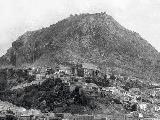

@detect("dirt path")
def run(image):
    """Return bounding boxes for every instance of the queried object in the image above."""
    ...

[11,79,46,90]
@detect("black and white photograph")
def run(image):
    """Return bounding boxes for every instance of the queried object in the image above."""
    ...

[0,0,160,119]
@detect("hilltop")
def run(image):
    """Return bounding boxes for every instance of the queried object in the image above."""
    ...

[1,12,160,82]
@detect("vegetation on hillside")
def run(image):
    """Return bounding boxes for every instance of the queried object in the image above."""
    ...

[1,13,160,82]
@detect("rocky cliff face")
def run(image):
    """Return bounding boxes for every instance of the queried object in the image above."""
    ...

[1,12,160,81]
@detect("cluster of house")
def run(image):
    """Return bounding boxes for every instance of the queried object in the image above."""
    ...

[6,63,160,113]
[1,111,159,120]
[1,111,157,120]
[0,62,118,86]
[2,62,160,120]
[25,63,106,81]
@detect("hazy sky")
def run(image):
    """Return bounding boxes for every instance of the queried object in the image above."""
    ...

[0,0,160,56]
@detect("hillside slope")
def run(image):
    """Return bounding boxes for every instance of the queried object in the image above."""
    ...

[1,12,160,81]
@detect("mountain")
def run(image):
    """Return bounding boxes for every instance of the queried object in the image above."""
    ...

[1,12,160,81]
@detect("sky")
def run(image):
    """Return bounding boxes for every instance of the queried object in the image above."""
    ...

[0,0,160,56]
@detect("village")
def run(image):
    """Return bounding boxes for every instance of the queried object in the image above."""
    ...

[1,62,160,120]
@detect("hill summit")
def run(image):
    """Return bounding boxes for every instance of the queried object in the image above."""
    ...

[1,12,160,81]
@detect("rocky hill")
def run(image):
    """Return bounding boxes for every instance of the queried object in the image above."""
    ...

[1,12,160,82]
